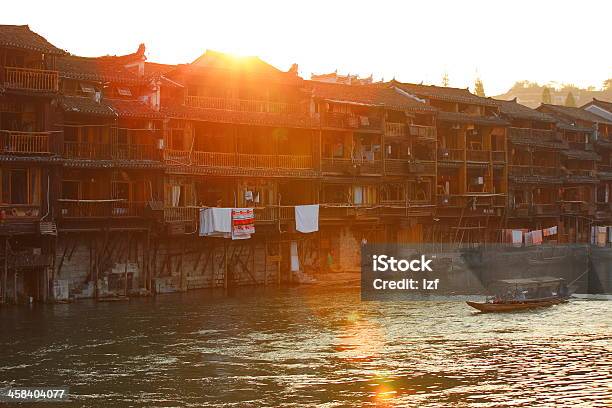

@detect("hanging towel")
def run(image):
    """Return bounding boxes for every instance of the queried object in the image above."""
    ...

[244,190,253,201]
[295,204,319,233]
[543,226,558,237]
[532,230,543,245]
[199,208,232,237]
[511,230,523,247]
[231,208,255,240]
[524,231,533,247]
[172,185,181,207]
[596,226,607,247]
[290,241,300,272]
[608,226,612,243]
[591,226,596,244]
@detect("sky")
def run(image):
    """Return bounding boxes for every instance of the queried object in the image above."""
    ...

[3,0,611,95]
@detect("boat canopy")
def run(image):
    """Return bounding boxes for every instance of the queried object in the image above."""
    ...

[496,277,565,286]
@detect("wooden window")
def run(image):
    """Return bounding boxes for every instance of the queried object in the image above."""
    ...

[0,168,41,205]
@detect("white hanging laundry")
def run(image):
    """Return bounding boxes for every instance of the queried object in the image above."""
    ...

[199,208,232,237]
[172,185,181,207]
[511,230,522,247]
[290,241,300,272]
[295,204,319,233]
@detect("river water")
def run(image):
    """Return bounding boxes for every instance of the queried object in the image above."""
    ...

[0,287,610,407]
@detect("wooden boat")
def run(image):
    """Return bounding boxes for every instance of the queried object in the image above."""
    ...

[467,296,568,312]
[467,276,571,312]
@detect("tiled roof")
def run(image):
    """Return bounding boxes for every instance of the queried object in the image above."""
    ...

[63,160,164,169]
[0,25,65,55]
[437,111,508,126]
[538,104,612,126]
[57,55,143,85]
[490,98,557,123]
[161,104,316,129]
[106,99,164,120]
[556,122,594,132]
[144,62,177,79]
[165,164,317,178]
[58,95,116,117]
[391,81,497,106]
[561,149,601,161]
[508,135,567,150]
[178,50,302,85]
[309,81,436,113]
[581,98,612,113]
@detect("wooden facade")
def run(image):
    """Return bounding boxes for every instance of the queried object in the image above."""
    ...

[0,25,610,303]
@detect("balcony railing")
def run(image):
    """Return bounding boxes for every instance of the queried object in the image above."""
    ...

[4,66,59,92]
[531,203,560,216]
[184,96,299,114]
[322,113,382,130]
[166,150,313,169]
[0,131,51,154]
[58,200,147,218]
[164,206,199,223]
[409,124,436,140]
[437,148,464,161]
[321,157,382,174]
[64,142,112,160]
[384,159,435,175]
[385,122,406,137]
[0,204,41,218]
[509,165,559,177]
[598,164,612,173]
[508,127,556,140]
[112,144,162,161]
[466,150,489,162]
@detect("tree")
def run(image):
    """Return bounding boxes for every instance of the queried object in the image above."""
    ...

[441,72,449,87]
[541,87,552,104]
[604,79,612,91]
[564,92,576,107]
[474,78,485,97]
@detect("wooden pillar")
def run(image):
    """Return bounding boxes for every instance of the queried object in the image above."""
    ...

[2,239,7,304]
[277,241,281,285]
[263,240,268,286]
[223,241,228,290]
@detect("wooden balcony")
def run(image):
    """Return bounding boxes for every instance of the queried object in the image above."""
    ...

[166,150,313,169]
[0,204,41,219]
[58,200,147,218]
[385,159,435,176]
[509,165,559,177]
[321,113,382,130]
[112,144,162,161]
[3,66,59,92]
[321,158,382,174]
[164,206,199,223]
[385,122,406,137]
[0,131,51,154]
[64,142,112,160]
[492,151,506,162]
[237,154,312,169]
[466,150,489,162]
[508,127,556,140]
[184,96,299,114]
[531,203,560,216]
[319,205,379,220]
[409,124,436,140]
[598,164,612,175]
[437,148,464,161]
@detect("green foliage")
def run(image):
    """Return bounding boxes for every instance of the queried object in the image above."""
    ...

[442,72,449,87]
[474,78,485,97]
[541,87,552,104]
[564,92,576,107]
